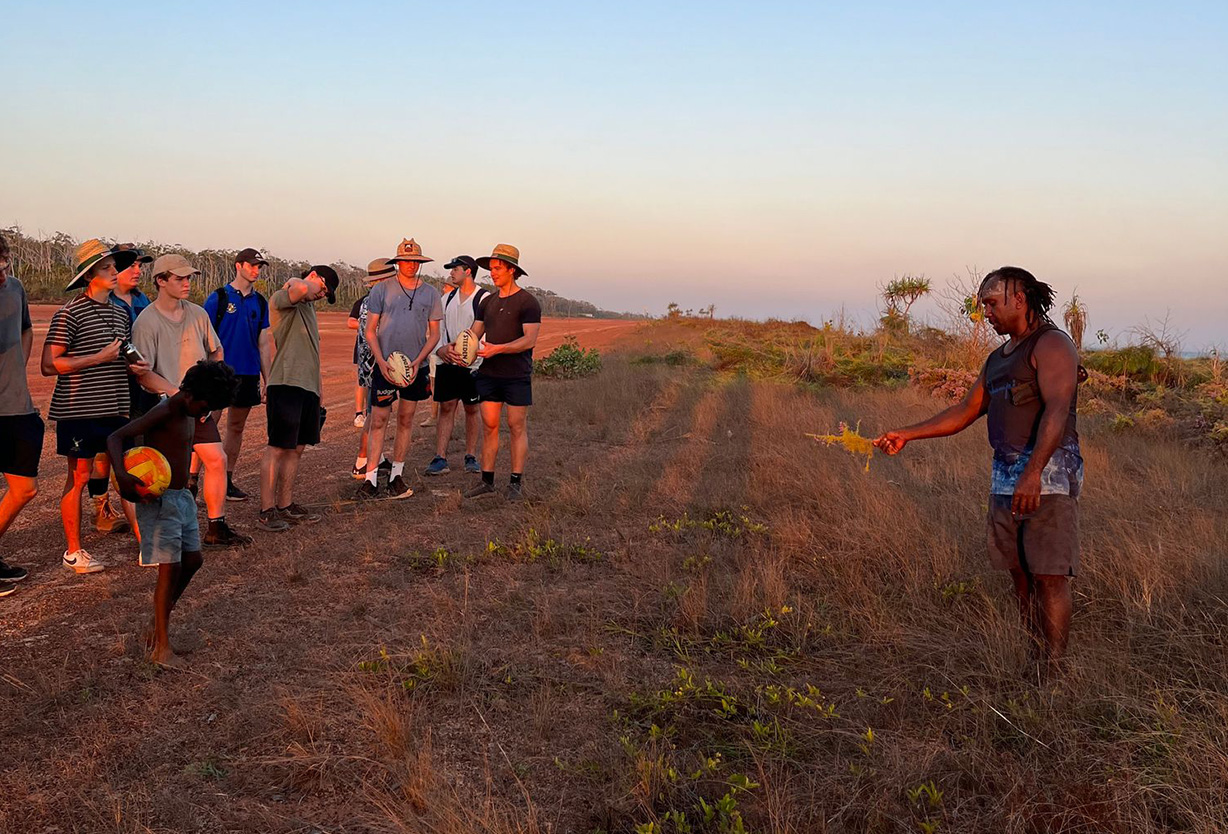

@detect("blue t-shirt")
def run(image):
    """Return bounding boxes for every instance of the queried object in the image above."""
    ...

[202,284,269,376]
[110,289,151,326]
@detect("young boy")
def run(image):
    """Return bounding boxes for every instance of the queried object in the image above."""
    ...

[109,360,238,667]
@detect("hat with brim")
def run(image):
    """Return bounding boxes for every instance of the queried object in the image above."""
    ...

[387,238,434,264]
[65,238,118,292]
[443,255,479,273]
[475,243,528,277]
[365,257,396,284]
[112,244,153,273]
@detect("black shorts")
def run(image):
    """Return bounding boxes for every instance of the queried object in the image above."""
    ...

[266,385,322,450]
[232,375,262,409]
[474,373,533,407]
[56,416,128,459]
[0,413,45,477]
[434,363,480,404]
[193,414,222,445]
[370,364,431,409]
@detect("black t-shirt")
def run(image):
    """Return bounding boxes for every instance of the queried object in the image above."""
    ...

[476,288,542,378]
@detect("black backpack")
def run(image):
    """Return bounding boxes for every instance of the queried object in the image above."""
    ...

[212,286,268,332]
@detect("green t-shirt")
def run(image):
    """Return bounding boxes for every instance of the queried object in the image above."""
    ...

[268,288,321,395]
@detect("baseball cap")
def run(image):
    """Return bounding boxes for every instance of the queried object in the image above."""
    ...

[443,255,478,273]
[235,247,269,266]
[308,265,339,303]
[151,254,200,278]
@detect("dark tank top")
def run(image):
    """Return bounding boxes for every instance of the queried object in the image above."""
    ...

[983,323,1079,461]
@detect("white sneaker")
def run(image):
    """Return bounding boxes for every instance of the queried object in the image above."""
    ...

[63,549,105,574]
[353,412,366,428]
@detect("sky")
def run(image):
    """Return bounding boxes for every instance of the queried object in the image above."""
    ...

[4,1,1226,348]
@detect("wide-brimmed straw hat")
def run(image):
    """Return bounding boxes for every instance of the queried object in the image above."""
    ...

[387,238,433,264]
[65,238,118,291]
[475,243,528,277]
[365,257,396,284]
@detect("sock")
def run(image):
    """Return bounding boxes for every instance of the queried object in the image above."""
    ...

[208,516,224,530]
[510,473,523,486]
[391,461,404,479]
[365,470,378,486]
[482,471,495,486]
[355,456,368,469]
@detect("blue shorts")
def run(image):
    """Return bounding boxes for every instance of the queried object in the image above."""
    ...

[135,488,201,567]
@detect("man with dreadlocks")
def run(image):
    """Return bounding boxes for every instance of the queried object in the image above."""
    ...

[875,266,1082,679]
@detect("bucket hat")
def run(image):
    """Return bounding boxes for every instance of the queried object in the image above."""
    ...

[65,239,117,291]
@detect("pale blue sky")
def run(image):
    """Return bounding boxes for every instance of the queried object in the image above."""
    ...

[4,1,1226,346]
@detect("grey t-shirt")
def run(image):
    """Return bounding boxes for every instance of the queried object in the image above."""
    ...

[366,278,443,360]
[0,277,36,416]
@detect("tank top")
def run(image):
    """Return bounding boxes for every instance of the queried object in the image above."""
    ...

[982,323,1083,496]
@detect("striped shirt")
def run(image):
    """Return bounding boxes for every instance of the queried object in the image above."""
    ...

[47,294,133,421]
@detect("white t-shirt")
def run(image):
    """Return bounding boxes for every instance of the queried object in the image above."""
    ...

[442,285,489,371]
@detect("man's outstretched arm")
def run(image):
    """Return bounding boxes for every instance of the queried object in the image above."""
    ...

[874,370,989,455]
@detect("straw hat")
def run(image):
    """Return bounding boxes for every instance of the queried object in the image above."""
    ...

[365,257,396,284]
[475,243,528,277]
[387,238,433,264]
[65,239,117,291]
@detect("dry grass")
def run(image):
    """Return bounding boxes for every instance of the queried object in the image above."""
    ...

[2,320,1228,832]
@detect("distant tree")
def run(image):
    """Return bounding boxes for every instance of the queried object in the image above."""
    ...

[881,275,931,322]
[666,302,681,320]
[1063,293,1088,351]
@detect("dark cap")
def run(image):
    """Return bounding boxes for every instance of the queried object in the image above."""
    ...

[308,265,340,304]
[112,244,153,272]
[443,255,479,273]
[235,247,269,266]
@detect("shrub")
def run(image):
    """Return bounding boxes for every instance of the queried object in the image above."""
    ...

[535,336,602,379]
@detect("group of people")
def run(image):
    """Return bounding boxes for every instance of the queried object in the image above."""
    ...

[0,233,541,665]
[1,232,1084,677]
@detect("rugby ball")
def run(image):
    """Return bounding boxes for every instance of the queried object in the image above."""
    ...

[386,351,415,386]
[454,329,479,367]
[124,446,172,498]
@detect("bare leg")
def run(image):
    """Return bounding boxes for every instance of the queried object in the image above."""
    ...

[0,473,38,539]
[364,406,392,475]
[275,447,304,508]
[463,402,480,457]
[1035,574,1072,673]
[222,406,252,476]
[435,399,459,458]
[507,405,529,474]
[60,457,91,554]
[392,399,417,463]
[479,402,502,472]
[260,446,278,511]
[189,450,200,478]
[150,563,183,666]
[194,441,228,518]
[354,384,365,416]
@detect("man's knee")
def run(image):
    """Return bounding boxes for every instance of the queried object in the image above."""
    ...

[196,443,227,469]
[7,476,38,503]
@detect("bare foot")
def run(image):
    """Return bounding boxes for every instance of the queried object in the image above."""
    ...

[149,644,188,670]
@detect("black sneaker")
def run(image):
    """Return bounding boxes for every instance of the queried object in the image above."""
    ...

[0,584,13,598]
[225,481,250,502]
[464,454,480,474]
[279,503,322,524]
[356,480,381,500]
[203,519,254,549]
[257,509,291,532]
[506,482,526,502]
[0,560,28,583]
[387,475,413,500]
[464,481,498,500]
